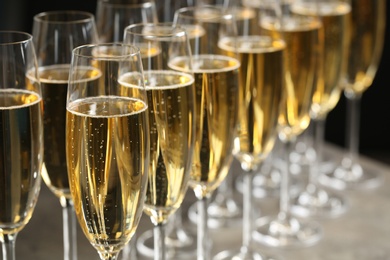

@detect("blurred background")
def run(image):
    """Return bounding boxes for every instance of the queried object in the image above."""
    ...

[1,0,389,164]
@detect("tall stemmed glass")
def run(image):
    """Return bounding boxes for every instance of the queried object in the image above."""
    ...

[124,22,196,260]
[95,0,158,43]
[31,11,99,260]
[173,6,240,259]
[320,0,386,190]
[213,3,285,259]
[289,0,351,218]
[253,1,323,248]
[0,31,44,260]
[66,42,149,260]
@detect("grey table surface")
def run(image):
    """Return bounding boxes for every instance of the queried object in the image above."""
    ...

[4,143,390,260]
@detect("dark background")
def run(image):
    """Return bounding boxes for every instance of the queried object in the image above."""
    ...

[1,0,389,165]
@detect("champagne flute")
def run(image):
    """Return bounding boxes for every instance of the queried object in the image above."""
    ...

[66,42,149,260]
[95,0,158,43]
[214,2,285,259]
[0,31,44,260]
[252,0,323,248]
[289,0,351,219]
[124,22,196,260]
[320,0,386,190]
[32,11,98,260]
[173,6,240,259]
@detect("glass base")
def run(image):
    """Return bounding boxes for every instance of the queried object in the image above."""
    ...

[137,228,197,259]
[188,199,243,229]
[290,183,348,218]
[319,159,383,190]
[213,248,280,260]
[253,214,322,248]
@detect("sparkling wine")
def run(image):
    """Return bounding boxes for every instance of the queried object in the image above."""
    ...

[171,54,240,198]
[120,70,195,225]
[261,14,322,141]
[219,36,285,170]
[292,1,351,118]
[38,64,101,199]
[0,89,43,234]
[66,96,149,253]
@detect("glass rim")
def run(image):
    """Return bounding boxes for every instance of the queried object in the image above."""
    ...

[0,31,33,45]
[98,0,155,9]
[33,10,95,24]
[124,22,187,38]
[72,42,141,59]
[174,5,234,22]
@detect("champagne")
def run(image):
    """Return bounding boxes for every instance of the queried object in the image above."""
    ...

[38,64,101,199]
[292,1,351,119]
[0,89,43,234]
[121,70,195,225]
[66,96,148,253]
[344,0,385,96]
[261,14,322,141]
[219,36,285,170]
[171,55,240,198]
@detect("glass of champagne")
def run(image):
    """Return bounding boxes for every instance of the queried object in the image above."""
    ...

[95,0,158,43]
[0,31,44,260]
[173,6,240,259]
[123,22,196,260]
[31,11,99,260]
[320,0,386,190]
[66,42,149,260]
[213,3,285,259]
[289,0,351,219]
[252,0,323,248]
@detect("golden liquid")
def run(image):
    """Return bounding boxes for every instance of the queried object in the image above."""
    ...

[121,70,196,225]
[66,96,149,254]
[171,55,240,198]
[344,0,385,96]
[262,14,322,141]
[0,89,43,234]
[292,2,351,119]
[219,36,285,171]
[37,64,102,199]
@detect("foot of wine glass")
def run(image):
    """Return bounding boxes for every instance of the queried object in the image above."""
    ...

[188,171,243,229]
[253,141,322,248]
[137,207,197,259]
[319,95,383,190]
[290,119,348,219]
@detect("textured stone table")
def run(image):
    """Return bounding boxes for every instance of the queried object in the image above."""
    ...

[4,143,390,260]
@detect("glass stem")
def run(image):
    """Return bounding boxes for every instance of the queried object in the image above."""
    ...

[240,169,254,255]
[60,197,78,260]
[154,223,166,260]
[197,197,209,260]
[1,233,17,260]
[345,96,361,166]
[280,140,293,217]
[310,118,326,184]
[98,251,120,260]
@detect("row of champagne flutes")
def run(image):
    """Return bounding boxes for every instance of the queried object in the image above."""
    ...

[0,0,383,254]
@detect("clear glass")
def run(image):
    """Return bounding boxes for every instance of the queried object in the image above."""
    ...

[251,1,323,248]
[0,31,44,260]
[213,5,284,260]
[289,0,350,219]
[95,0,158,43]
[31,11,99,260]
[124,22,196,260]
[174,6,240,260]
[66,43,149,260]
[320,0,386,191]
